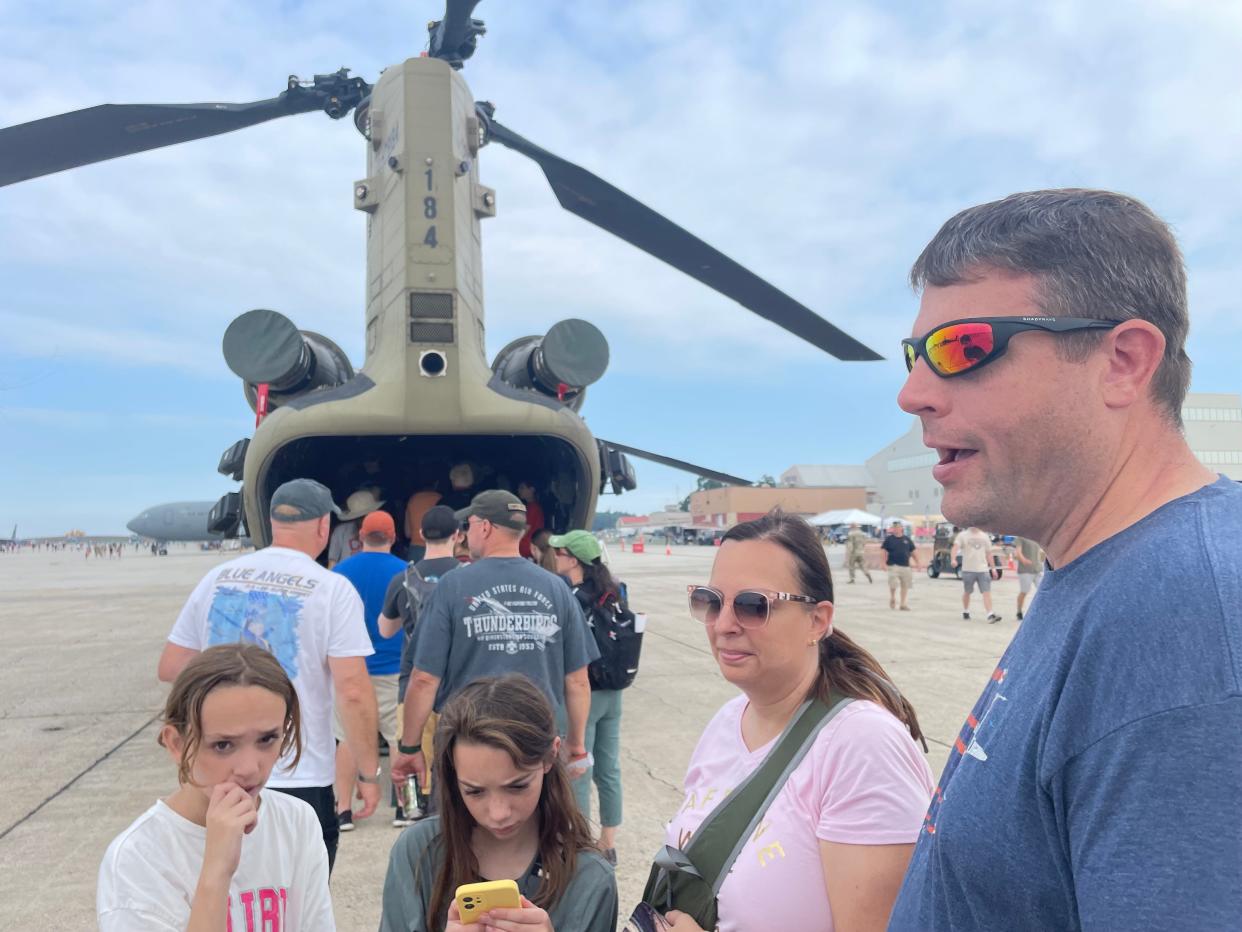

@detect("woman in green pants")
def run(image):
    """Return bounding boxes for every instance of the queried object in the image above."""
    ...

[551,530,631,866]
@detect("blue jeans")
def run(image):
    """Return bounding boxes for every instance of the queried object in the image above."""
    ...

[572,689,623,827]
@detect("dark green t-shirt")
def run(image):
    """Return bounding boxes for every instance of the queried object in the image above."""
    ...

[379,816,618,932]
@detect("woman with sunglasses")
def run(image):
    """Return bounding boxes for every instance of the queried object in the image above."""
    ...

[659,511,933,932]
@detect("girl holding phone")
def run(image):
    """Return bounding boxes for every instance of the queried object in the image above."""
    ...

[98,644,334,931]
[380,674,617,931]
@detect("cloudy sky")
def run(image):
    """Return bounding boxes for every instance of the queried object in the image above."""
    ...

[3,0,1241,537]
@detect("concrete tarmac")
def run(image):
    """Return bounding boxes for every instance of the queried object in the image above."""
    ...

[0,544,1023,929]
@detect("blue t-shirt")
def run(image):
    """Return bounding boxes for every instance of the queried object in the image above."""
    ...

[890,476,1242,931]
[332,550,408,675]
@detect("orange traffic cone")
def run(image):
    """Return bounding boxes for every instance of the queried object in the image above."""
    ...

[633,535,645,554]
[620,538,626,551]
[665,543,672,556]
[1006,552,1016,571]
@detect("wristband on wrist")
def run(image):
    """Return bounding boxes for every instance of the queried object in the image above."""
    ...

[398,742,422,755]
[356,766,382,785]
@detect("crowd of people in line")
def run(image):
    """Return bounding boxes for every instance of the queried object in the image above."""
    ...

[95,188,1242,930]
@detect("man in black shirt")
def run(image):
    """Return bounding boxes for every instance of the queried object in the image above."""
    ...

[378,504,462,824]
[881,521,920,611]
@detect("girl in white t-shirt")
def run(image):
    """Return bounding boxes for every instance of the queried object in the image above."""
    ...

[98,643,334,931]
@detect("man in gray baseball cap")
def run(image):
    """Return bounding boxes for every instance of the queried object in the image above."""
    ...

[269,478,342,522]
[393,487,598,792]
[453,488,528,533]
[158,477,380,872]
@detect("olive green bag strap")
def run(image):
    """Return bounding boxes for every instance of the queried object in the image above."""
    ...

[641,692,852,924]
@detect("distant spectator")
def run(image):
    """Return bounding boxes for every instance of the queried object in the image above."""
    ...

[881,522,919,610]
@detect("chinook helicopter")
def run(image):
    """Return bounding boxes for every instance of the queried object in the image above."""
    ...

[0,1,881,548]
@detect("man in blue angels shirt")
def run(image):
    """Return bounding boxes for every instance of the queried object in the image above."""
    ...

[890,188,1242,930]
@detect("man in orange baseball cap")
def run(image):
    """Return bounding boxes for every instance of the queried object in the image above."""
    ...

[331,508,409,827]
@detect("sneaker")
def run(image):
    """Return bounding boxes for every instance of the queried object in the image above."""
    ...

[337,810,355,832]
[392,806,416,828]
[899,605,910,611]
[962,612,971,620]
[988,613,1003,624]
[1017,611,1024,620]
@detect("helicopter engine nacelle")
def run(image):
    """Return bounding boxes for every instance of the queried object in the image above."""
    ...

[222,308,355,413]
[490,318,609,413]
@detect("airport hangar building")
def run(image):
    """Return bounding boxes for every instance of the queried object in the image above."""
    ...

[684,392,1242,531]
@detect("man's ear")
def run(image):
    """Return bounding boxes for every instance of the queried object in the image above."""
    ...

[1100,320,1166,411]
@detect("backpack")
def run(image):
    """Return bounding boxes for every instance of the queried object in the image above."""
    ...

[575,583,643,691]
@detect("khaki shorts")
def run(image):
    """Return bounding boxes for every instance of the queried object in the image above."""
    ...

[1018,571,1042,594]
[887,566,913,591]
[334,672,400,745]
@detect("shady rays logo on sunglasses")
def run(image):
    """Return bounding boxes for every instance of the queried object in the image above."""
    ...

[902,316,1124,378]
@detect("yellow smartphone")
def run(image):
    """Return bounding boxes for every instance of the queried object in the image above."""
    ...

[454,879,522,923]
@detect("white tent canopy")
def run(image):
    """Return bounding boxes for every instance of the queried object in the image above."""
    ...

[808,508,887,527]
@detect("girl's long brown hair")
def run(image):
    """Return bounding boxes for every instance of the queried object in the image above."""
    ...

[158,643,302,785]
[427,675,596,927]
[722,510,927,749]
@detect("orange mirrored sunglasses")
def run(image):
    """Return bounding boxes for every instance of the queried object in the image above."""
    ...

[902,316,1124,378]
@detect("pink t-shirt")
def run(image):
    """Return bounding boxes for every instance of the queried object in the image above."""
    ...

[664,696,933,931]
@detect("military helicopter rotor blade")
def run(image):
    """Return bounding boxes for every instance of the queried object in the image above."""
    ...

[599,440,752,487]
[427,0,486,69]
[0,69,370,188]
[480,111,882,362]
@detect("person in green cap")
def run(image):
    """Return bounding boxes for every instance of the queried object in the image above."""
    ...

[551,529,641,866]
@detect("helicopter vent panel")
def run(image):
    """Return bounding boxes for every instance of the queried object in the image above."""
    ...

[409,292,455,319]
[410,322,455,343]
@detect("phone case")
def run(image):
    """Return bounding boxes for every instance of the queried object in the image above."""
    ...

[454,879,522,923]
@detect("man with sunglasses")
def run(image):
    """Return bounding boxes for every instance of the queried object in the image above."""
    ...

[889,189,1242,931]
[390,489,598,792]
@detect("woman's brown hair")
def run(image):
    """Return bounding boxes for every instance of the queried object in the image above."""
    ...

[722,510,926,749]
[158,643,302,786]
[531,528,558,573]
[426,674,596,926]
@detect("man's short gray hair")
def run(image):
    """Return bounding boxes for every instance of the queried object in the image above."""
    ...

[909,188,1190,426]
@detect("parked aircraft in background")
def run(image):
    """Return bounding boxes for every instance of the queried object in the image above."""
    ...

[127,502,242,543]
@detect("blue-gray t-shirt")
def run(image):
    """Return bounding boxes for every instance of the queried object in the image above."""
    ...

[411,557,598,721]
[890,476,1242,931]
